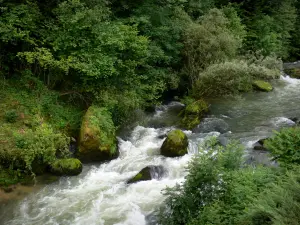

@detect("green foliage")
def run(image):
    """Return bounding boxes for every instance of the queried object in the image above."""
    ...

[188,166,279,225]
[160,138,244,225]
[13,124,70,172]
[242,168,300,225]
[50,158,82,176]
[192,58,280,97]
[264,127,300,167]
[0,168,33,188]
[0,75,83,134]
[160,137,281,225]
[182,8,244,85]
[4,110,18,123]
[242,0,297,58]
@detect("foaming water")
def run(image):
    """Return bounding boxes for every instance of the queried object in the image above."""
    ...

[2,76,300,225]
[2,126,208,225]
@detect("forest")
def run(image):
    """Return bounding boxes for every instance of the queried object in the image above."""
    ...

[1,0,300,224]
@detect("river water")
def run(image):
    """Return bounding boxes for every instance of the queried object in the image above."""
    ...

[1,76,300,225]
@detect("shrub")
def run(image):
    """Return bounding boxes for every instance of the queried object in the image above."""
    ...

[264,127,300,167]
[182,8,244,85]
[159,137,281,225]
[160,138,244,225]
[192,59,280,97]
[6,124,70,172]
[4,110,18,123]
[242,168,300,225]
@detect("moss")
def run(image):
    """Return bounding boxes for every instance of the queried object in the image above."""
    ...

[77,106,118,162]
[50,158,82,176]
[180,100,209,130]
[253,80,273,92]
[160,130,188,157]
[0,169,33,188]
[127,167,152,184]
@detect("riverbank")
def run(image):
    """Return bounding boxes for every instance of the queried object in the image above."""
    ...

[1,75,300,225]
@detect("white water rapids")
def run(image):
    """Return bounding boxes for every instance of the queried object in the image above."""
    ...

[2,75,300,225]
[2,122,207,225]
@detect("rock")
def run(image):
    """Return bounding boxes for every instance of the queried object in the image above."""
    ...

[50,158,82,176]
[77,106,118,162]
[284,68,300,79]
[157,134,167,139]
[193,118,229,134]
[253,138,269,151]
[253,80,273,92]
[160,130,188,157]
[180,99,209,130]
[127,166,165,184]
[217,136,229,147]
[258,138,268,146]
[289,117,300,125]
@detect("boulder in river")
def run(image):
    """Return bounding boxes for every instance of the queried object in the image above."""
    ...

[50,158,82,176]
[180,99,209,130]
[77,106,118,162]
[127,166,165,184]
[253,80,273,92]
[253,138,269,151]
[160,130,188,157]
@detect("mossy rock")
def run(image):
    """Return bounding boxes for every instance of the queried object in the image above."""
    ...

[77,106,118,162]
[180,99,209,130]
[253,80,273,92]
[50,158,82,176]
[127,167,152,184]
[160,130,188,157]
[127,166,165,184]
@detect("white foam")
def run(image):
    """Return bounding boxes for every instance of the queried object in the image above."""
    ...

[280,75,300,85]
[6,126,194,225]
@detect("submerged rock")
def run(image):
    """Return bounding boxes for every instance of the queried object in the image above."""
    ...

[127,166,165,184]
[77,106,118,162]
[50,158,82,176]
[253,80,273,92]
[160,130,188,157]
[180,99,209,130]
[193,118,229,134]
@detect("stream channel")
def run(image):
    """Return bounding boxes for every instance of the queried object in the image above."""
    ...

[1,76,300,225]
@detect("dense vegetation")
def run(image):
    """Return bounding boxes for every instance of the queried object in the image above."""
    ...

[160,133,300,225]
[1,1,300,222]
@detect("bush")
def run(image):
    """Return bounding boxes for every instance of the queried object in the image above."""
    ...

[159,137,281,225]
[0,124,70,172]
[182,8,244,85]
[4,110,18,123]
[160,138,244,225]
[242,168,300,225]
[264,127,300,167]
[192,59,280,97]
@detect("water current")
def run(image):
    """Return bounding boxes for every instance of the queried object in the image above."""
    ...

[1,76,300,225]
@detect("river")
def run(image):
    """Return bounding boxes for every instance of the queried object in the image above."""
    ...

[1,76,300,225]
